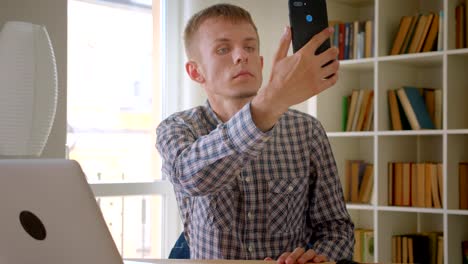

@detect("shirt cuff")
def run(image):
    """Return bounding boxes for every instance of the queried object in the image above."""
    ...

[225,102,273,157]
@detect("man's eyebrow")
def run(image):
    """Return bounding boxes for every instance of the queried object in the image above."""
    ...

[213,37,258,43]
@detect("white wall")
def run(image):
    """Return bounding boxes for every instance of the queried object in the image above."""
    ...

[0,0,67,158]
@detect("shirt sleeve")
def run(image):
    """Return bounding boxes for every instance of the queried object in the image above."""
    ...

[156,102,272,196]
[307,120,355,261]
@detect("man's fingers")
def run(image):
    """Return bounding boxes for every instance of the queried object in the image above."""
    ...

[318,46,339,67]
[276,252,291,264]
[273,26,292,65]
[285,247,305,264]
[300,26,334,56]
[320,60,339,80]
[321,71,339,88]
[312,254,328,263]
[296,249,317,264]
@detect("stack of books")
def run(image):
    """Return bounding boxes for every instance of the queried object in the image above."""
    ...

[342,89,374,132]
[388,162,443,208]
[343,160,373,204]
[388,86,442,130]
[329,20,374,60]
[392,231,443,264]
[390,11,443,55]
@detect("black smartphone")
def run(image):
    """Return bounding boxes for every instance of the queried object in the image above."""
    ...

[288,0,331,55]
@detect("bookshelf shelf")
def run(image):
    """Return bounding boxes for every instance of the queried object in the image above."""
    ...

[378,51,444,64]
[376,130,444,136]
[312,0,468,262]
[327,131,374,137]
[377,206,445,214]
[447,209,468,216]
[347,204,375,210]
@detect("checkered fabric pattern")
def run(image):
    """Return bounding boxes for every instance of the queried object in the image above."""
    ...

[156,101,354,260]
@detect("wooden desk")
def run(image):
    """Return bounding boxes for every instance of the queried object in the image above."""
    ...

[124,260,336,264]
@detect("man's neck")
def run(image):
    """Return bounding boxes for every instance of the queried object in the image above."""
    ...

[207,97,253,123]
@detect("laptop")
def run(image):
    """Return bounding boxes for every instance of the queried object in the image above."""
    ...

[0,159,124,264]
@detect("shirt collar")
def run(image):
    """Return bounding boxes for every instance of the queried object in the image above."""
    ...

[204,100,223,127]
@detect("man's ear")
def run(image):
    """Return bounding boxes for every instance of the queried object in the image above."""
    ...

[185,61,205,84]
[260,56,264,69]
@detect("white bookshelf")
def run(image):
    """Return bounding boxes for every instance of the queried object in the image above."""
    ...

[313,0,468,263]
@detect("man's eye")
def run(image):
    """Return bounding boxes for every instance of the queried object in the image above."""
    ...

[216,47,229,55]
[245,46,256,52]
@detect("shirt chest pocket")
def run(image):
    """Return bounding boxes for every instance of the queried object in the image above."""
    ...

[193,183,238,232]
[268,177,309,233]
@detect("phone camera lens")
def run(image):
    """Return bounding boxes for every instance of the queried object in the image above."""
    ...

[293,1,303,7]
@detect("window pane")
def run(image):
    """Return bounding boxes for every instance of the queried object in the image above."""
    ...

[97,195,163,258]
[67,0,161,181]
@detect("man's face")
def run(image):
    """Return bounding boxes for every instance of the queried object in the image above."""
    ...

[188,18,263,100]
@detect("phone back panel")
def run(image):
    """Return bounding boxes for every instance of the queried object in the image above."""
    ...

[288,0,330,54]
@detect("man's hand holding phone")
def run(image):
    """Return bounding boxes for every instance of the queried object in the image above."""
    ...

[251,26,339,132]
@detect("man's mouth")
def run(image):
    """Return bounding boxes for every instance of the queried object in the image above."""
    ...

[233,70,253,79]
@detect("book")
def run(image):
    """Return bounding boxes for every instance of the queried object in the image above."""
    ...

[428,163,442,208]
[422,13,439,52]
[402,162,411,206]
[346,90,359,131]
[434,89,442,129]
[358,164,374,203]
[425,163,433,208]
[408,237,414,263]
[411,163,418,206]
[437,235,443,264]
[388,89,402,130]
[462,240,468,264]
[390,16,414,55]
[437,163,443,207]
[416,12,434,52]
[460,162,468,209]
[396,90,412,130]
[402,14,420,54]
[356,90,373,131]
[361,230,374,262]
[365,20,373,58]
[339,23,345,60]
[423,88,436,125]
[363,96,374,131]
[388,162,394,205]
[416,163,426,207]
[408,14,429,53]
[438,10,444,51]
[351,89,365,131]
[397,86,436,130]
[402,236,408,263]
[353,229,363,262]
[394,162,403,206]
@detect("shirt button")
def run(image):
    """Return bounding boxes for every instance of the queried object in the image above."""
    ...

[247,212,253,219]
[248,245,253,252]
[245,176,252,182]
[184,197,190,203]
[288,185,294,192]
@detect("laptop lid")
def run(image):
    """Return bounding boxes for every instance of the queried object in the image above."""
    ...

[0,159,123,264]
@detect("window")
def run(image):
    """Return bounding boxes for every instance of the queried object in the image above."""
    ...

[67,0,178,260]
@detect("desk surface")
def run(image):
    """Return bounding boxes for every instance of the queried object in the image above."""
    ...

[124,260,336,264]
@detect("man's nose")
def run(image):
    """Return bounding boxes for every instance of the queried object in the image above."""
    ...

[233,48,248,64]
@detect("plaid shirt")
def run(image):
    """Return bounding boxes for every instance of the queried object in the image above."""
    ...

[156,101,354,260]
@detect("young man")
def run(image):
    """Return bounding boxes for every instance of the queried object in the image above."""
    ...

[157,3,354,263]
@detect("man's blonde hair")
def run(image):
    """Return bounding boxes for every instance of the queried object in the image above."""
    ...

[183,3,259,59]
